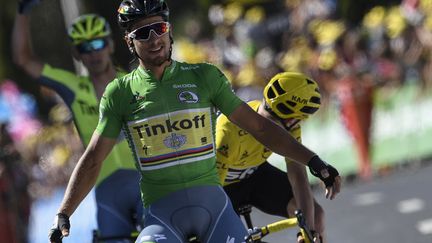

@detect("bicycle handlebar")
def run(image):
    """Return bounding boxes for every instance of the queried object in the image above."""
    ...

[245,217,299,242]
[244,209,314,243]
[261,217,298,235]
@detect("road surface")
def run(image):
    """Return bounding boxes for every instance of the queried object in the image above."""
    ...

[249,162,432,243]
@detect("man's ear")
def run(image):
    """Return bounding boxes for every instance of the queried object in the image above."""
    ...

[108,39,115,54]
[124,35,134,53]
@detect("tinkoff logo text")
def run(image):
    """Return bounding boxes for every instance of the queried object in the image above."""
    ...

[132,115,206,138]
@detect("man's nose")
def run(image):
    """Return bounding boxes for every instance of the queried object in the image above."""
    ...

[147,30,160,41]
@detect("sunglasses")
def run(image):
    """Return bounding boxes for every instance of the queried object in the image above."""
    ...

[76,39,108,54]
[128,21,170,41]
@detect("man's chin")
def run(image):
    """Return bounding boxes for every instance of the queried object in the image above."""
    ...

[150,55,169,66]
[88,64,109,74]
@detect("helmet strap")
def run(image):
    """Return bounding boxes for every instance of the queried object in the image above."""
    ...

[127,42,141,64]
[168,34,174,61]
[263,101,298,131]
[263,101,279,119]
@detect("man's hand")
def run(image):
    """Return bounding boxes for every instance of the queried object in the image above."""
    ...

[308,156,341,200]
[18,0,41,14]
[48,213,70,243]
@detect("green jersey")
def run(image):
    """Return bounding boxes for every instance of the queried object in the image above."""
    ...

[96,61,243,206]
[40,64,136,185]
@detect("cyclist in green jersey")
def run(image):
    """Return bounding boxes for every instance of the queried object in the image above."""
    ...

[12,0,143,241]
[48,1,340,242]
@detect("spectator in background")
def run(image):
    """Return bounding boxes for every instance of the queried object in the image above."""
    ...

[335,74,374,180]
[332,30,375,180]
[0,123,31,243]
[11,0,143,240]
[0,80,41,144]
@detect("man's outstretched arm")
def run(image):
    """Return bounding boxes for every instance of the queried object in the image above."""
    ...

[228,103,316,164]
[228,103,341,198]
[49,132,117,242]
[12,1,44,78]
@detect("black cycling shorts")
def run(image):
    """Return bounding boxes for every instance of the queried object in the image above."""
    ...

[223,162,294,218]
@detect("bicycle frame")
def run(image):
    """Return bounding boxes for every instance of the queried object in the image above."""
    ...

[93,205,314,243]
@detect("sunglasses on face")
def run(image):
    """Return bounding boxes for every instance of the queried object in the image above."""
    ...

[128,21,170,41]
[76,39,108,54]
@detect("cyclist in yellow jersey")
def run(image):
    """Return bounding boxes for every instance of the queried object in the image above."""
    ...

[216,72,331,242]
[47,1,340,242]
[12,0,143,241]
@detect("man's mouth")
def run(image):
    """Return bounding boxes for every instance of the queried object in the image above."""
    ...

[149,46,163,53]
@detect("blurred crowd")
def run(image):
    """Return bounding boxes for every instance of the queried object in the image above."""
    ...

[173,0,432,178]
[175,0,432,100]
[0,81,82,242]
[2,0,432,241]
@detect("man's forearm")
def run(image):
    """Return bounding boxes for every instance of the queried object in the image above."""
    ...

[58,155,101,216]
[12,13,43,78]
[12,14,31,65]
[253,118,315,165]
[228,103,316,166]
[287,162,315,228]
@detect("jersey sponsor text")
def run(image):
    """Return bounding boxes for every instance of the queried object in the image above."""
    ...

[225,167,259,182]
[77,99,98,115]
[132,114,206,138]
[127,108,215,170]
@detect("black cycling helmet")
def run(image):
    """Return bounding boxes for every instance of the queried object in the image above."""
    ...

[117,0,169,30]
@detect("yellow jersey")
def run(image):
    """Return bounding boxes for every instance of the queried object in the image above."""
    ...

[215,100,301,185]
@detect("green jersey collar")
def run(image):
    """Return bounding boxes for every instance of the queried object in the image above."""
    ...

[136,60,178,81]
